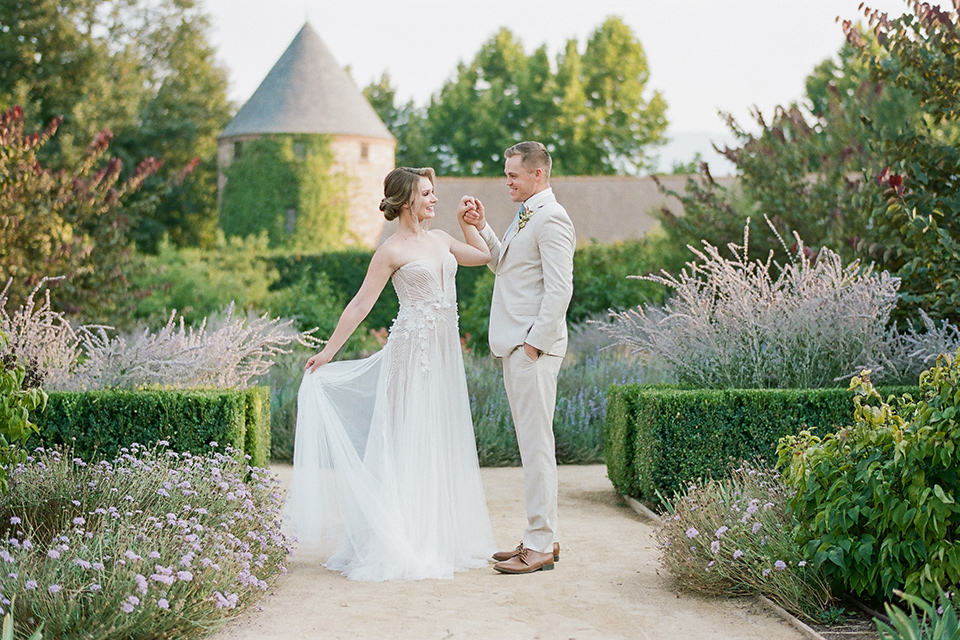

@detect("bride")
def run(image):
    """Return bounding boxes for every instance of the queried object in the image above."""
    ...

[283,167,497,581]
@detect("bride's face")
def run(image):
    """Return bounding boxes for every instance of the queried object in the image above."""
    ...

[410,176,437,222]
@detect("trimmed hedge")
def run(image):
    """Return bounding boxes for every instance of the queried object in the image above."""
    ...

[605,384,918,505]
[29,387,271,467]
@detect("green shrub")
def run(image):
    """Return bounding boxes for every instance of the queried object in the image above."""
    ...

[605,384,917,505]
[779,353,960,602]
[131,234,278,327]
[0,330,47,493]
[29,388,270,467]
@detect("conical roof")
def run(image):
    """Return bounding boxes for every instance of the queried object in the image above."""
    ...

[221,22,393,140]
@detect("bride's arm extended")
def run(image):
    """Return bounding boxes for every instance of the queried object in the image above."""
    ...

[305,249,393,372]
[448,196,491,266]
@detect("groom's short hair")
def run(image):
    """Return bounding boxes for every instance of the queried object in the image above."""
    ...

[505,141,551,178]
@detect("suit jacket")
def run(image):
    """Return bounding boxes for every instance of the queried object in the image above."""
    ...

[480,189,576,358]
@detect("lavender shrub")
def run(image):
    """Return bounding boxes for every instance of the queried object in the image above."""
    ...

[602,219,958,388]
[657,464,834,622]
[0,443,293,639]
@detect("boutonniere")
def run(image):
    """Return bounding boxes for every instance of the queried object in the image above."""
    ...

[517,207,533,230]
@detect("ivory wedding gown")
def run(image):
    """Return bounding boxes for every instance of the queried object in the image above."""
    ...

[283,252,496,581]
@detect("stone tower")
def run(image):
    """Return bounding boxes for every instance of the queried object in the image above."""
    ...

[217,22,395,247]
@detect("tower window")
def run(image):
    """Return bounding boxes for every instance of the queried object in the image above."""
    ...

[233,141,243,161]
[360,143,369,161]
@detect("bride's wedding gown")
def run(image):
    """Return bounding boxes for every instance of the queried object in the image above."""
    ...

[284,252,496,581]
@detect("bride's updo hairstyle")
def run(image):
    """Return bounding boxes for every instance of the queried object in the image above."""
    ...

[379,167,436,221]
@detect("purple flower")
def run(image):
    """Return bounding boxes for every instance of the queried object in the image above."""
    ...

[774,560,787,571]
[751,522,762,534]
[0,551,13,563]
[9,517,20,525]
[732,549,743,560]
[158,598,169,610]
[714,526,728,538]
[73,517,86,526]
[710,541,720,554]
[73,558,92,570]
[122,602,135,613]
[685,527,699,539]
[762,569,771,577]
[48,584,61,594]
[798,561,807,567]
[47,549,60,559]
[176,570,193,582]
[90,584,102,591]
[25,580,37,590]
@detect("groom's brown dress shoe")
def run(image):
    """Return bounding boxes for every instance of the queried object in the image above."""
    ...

[493,541,560,563]
[494,546,555,574]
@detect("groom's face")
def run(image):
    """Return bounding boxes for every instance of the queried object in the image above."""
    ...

[504,155,537,203]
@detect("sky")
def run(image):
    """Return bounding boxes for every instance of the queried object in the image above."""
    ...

[202,0,911,173]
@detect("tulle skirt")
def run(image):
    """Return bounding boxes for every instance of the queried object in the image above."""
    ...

[283,337,496,581]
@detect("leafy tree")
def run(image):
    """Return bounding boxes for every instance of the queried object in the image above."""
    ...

[0,106,159,319]
[658,1,959,327]
[379,17,666,176]
[363,73,431,168]
[846,2,960,323]
[219,135,350,251]
[0,0,232,251]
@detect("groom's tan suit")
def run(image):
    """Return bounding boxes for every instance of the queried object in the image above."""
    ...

[479,187,575,554]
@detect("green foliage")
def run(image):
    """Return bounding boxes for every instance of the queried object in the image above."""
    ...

[0,330,47,493]
[362,73,431,169]
[605,384,917,504]
[0,0,233,250]
[657,465,834,623]
[877,590,960,640]
[220,135,350,251]
[0,106,159,321]
[779,353,960,602]
[30,387,271,468]
[381,17,666,175]
[131,234,278,326]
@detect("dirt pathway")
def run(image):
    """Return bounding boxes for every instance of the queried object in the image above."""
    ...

[210,464,807,640]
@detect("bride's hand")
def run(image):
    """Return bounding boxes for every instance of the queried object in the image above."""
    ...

[305,351,332,373]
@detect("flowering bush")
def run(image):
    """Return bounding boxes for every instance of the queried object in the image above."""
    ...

[0,443,292,638]
[657,464,834,622]
[0,280,321,392]
[603,219,959,388]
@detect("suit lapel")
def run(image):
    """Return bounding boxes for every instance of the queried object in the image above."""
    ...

[497,193,556,267]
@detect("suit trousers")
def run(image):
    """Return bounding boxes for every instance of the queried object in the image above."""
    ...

[502,346,563,554]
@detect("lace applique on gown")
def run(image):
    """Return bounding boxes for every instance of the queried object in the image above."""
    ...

[283,252,496,581]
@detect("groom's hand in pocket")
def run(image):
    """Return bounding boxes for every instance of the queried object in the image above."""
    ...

[523,342,541,361]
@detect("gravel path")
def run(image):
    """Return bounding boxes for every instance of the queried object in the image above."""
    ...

[209,464,808,640]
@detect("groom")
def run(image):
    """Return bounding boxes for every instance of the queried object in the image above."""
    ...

[462,141,576,574]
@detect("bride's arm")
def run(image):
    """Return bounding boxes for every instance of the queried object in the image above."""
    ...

[305,249,393,372]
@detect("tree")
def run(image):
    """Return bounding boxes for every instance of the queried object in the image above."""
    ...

[376,17,667,176]
[0,0,232,251]
[0,106,160,319]
[362,73,432,168]
[219,135,350,252]
[846,2,960,323]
